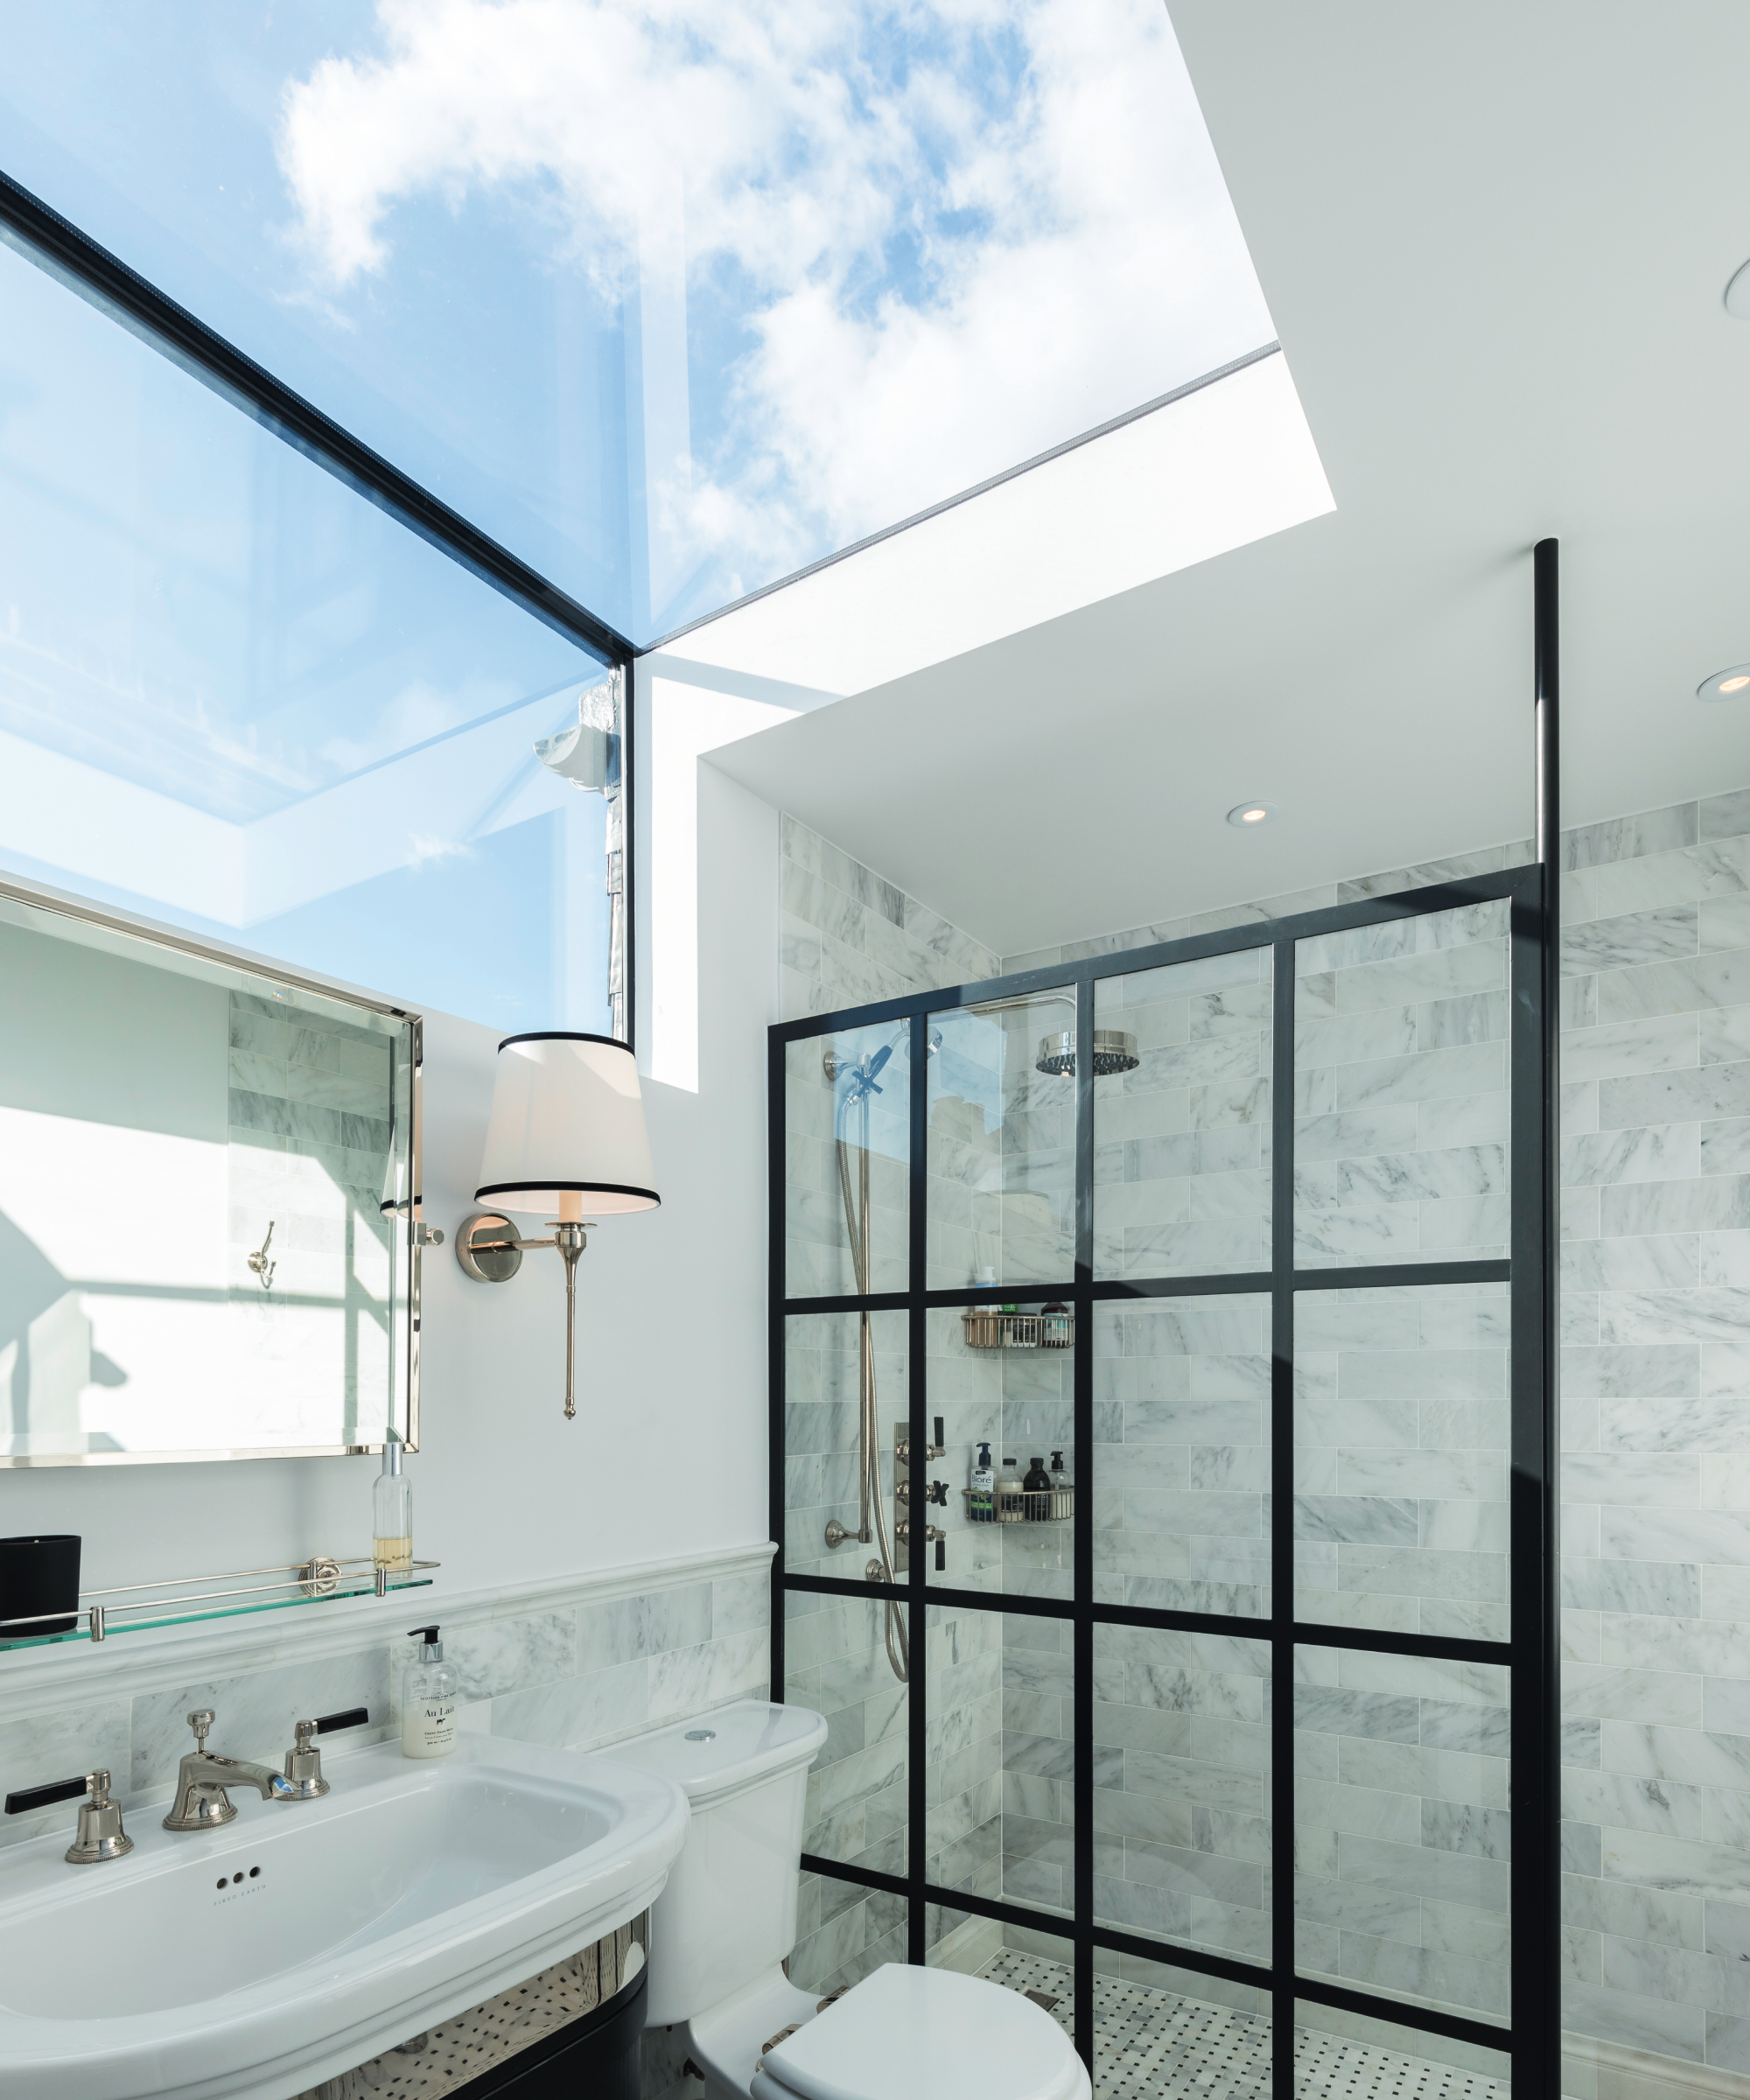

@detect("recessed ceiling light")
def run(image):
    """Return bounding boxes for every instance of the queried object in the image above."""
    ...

[1228,801,1278,827]
[1698,664,1750,700]
[1726,259,1750,317]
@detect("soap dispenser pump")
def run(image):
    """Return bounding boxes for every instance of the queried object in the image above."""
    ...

[402,1626,458,1760]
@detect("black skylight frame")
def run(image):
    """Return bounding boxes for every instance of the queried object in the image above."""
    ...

[768,852,1559,2096]
[0,164,640,1047]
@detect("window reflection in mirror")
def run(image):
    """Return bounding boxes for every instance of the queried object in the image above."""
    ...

[0,887,416,1464]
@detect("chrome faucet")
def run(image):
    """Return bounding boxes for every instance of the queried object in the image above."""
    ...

[162,1709,300,1830]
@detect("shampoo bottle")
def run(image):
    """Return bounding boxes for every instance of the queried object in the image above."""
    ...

[402,1626,458,1759]
[971,1440,995,1522]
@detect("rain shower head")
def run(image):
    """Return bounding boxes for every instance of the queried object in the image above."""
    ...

[1036,1029,1139,1078]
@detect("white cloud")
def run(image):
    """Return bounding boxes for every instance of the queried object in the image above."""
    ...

[276,0,1274,620]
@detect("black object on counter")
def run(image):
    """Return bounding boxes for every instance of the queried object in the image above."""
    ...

[0,1534,81,1638]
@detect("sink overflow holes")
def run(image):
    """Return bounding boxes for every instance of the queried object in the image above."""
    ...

[216,1867,263,1890]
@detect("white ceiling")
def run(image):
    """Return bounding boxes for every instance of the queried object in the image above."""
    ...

[705,1,1750,959]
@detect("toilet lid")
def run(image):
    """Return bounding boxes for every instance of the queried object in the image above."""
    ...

[756,1964,1082,2100]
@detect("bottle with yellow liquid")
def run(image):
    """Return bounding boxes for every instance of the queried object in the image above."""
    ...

[373,1431,412,1572]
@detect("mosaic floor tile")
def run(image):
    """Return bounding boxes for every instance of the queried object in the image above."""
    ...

[977,1950,1508,2100]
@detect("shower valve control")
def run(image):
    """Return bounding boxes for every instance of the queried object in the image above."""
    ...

[894,1418,946,1466]
[925,1480,948,1507]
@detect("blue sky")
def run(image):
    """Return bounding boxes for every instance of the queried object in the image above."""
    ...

[0,0,1271,646]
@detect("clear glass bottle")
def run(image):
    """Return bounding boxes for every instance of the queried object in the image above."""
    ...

[402,1626,458,1759]
[373,1432,412,1571]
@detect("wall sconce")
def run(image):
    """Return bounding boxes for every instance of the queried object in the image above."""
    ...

[455,1032,659,1418]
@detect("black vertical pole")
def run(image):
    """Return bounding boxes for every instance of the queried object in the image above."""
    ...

[907,1009,928,1966]
[1073,972,1096,2074]
[1509,538,1561,2091]
[1270,942,1297,2099]
[769,1026,787,1708]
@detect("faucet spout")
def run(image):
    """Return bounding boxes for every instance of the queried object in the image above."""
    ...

[161,1711,302,1832]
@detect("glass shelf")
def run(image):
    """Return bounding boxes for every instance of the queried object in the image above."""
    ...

[0,1559,438,1652]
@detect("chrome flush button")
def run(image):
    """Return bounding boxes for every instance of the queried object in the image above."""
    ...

[684,1729,716,1742]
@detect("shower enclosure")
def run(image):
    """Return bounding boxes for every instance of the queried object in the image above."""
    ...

[770,864,1558,2096]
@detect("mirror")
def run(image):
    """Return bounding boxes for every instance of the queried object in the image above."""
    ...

[0,881,422,1465]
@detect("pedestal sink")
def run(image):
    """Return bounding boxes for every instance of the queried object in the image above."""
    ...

[0,1732,688,2100]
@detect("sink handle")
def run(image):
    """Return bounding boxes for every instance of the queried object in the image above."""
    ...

[186,1709,214,1746]
[4,1772,91,1816]
[313,1706,368,1734]
[4,1770,133,1864]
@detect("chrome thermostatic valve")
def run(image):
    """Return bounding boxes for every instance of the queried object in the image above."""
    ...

[2,1768,134,1865]
[163,1708,301,1830]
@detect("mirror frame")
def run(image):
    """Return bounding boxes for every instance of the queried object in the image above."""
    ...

[0,872,426,1466]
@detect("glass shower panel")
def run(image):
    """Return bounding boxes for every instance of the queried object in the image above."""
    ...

[928,1305,1075,1602]
[784,1311,909,1585]
[1093,947,1272,1281]
[927,1601,1074,1924]
[1293,1642,1512,2038]
[1296,2002,1509,2095]
[1293,1283,1509,1639]
[928,1909,1078,2054]
[1093,1942,1269,2097]
[1093,1622,1271,1974]
[786,1024,911,1298]
[1093,1293,1271,1614]
[1292,900,1509,1270]
[927,991,1077,1292]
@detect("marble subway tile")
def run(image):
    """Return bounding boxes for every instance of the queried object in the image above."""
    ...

[1598,956,1750,1027]
[0,1699,133,1848]
[1566,804,1698,873]
[492,1658,649,1749]
[130,1651,390,1791]
[576,1583,713,1673]
[411,1610,576,1705]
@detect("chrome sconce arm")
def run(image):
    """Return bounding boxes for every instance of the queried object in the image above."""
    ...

[455,1213,594,1420]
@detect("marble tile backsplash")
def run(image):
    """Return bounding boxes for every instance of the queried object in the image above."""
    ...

[0,1558,770,1852]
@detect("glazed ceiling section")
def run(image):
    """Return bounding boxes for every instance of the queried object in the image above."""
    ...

[0,0,1275,647]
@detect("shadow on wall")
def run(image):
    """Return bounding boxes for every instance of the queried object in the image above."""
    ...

[0,1208,126,1455]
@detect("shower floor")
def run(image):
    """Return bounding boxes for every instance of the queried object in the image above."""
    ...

[976,1950,1508,2100]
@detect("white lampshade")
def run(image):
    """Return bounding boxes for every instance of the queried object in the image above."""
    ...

[475,1032,659,1216]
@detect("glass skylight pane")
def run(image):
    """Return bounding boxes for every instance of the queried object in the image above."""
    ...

[0,228,616,1036]
[0,1,1273,646]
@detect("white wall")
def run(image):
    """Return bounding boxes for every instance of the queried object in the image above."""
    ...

[0,738,781,1600]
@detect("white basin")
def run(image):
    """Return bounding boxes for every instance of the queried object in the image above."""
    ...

[0,1732,688,2100]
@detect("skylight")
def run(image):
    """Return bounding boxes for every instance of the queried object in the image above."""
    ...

[0,1,1274,648]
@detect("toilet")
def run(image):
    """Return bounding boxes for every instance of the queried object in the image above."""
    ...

[612,1699,1090,2100]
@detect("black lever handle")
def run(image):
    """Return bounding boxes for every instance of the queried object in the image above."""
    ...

[5,1774,90,1816]
[314,1707,368,1734]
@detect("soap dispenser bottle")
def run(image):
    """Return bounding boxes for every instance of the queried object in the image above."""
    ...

[373,1431,412,1572]
[402,1626,458,1759]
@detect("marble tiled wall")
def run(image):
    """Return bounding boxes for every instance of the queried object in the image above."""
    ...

[226,990,402,1439]
[779,817,992,1990]
[780,814,996,1024]
[1012,782,1750,2089]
